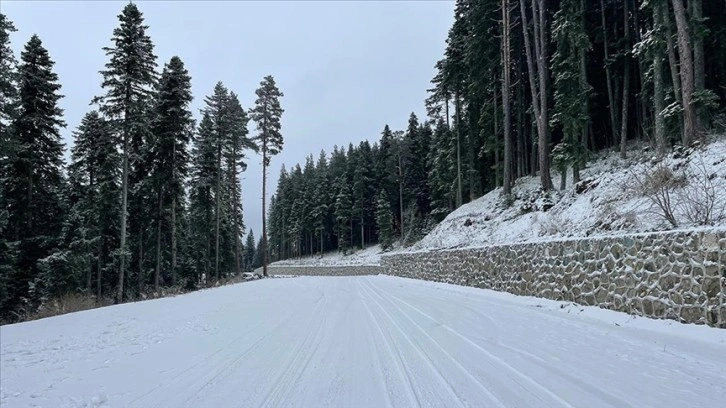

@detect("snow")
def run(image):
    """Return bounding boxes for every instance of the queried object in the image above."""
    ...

[271,244,384,267]
[2,275,725,407]
[407,135,726,252]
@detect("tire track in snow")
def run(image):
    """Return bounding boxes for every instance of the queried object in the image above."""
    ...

[375,279,635,408]
[358,280,468,408]
[127,302,310,408]
[366,278,578,408]
[361,279,508,408]
[356,279,417,408]
[256,286,330,408]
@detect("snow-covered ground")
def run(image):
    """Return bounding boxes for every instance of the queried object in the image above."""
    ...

[2,275,724,407]
[409,136,726,252]
[271,244,384,267]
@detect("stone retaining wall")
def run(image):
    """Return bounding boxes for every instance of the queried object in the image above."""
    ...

[381,229,726,328]
[266,265,383,277]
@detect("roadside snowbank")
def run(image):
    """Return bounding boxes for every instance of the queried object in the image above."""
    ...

[271,244,384,267]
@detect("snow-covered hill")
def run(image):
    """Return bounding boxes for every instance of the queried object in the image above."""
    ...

[407,136,726,253]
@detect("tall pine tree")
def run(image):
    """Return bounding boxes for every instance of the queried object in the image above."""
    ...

[95,3,158,301]
[251,75,284,277]
[1,35,65,319]
[149,56,193,291]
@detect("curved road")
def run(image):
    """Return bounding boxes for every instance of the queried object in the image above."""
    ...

[1,275,725,407]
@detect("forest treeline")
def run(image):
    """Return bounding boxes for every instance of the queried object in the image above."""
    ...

[267,0,726,262]
[0,5,282,322]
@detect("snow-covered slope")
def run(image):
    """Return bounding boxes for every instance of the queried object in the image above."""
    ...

[2,275,725,407]
[271,244,384,267]
[409,136,726,252]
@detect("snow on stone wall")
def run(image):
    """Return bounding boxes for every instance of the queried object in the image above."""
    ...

[266,265,383,277]
[381,228,726,328]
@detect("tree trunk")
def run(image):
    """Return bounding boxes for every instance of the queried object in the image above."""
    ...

[455,91,463,207]
[215,136,222,282]
[521,0,553,191]
[516,67,525,178]
[620,0,631,159]
[654,1,667,155]
[577,0,588,183]
[96,243,103,301]
[138,226,144,297]
[171,135,178,287]
[171,196,177,286]
[154,188,162,294]
[632,0,649,140]
[232,162,241,276]
[664,4,684,141]
[671,0,697,145]
[399,152,404,239]
[502,0,513,196]
[600,0,619,147]
[86,171,95,293]
[262,147,268,277]
[691,0,704,128]
[117,128,129,303]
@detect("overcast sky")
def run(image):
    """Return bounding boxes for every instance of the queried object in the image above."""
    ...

[4,0,455,239]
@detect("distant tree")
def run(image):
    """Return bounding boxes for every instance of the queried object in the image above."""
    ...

[375,190,394,250]
[243,231,255,272]
[250,75,284,277]
[333,177,353,254]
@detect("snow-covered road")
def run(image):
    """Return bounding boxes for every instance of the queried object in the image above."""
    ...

[1,275,725,407]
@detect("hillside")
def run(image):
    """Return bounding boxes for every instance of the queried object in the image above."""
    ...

[408,136,726,253]
[274,135,726,266]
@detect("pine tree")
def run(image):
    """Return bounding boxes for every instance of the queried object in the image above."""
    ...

[243,231,256,272]
[552,0,592,188]
[428,119,456,220]
[0,13,18,155]
[333,177,352,254]
[251,75,284,276]
[1,35,65,318]
[149,56,193,291]
[189,113,216,286]
[352,141,374,249]
[375,190,394,250]
[311,151,330,256]
[225,92,254,275]
[66,111,119,300]
[0,14,19,316]
[95,3,157,301]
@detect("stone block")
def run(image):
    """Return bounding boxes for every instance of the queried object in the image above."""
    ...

[680,306,704,323]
